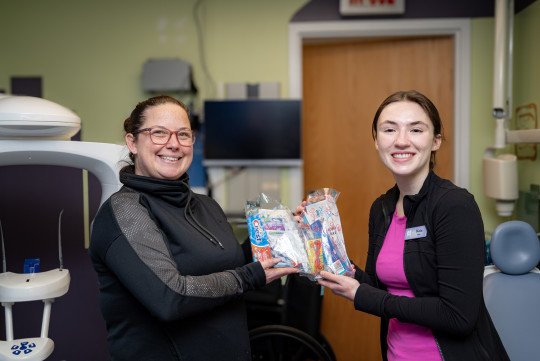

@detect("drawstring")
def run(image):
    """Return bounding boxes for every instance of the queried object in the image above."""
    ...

[183,187,224,249]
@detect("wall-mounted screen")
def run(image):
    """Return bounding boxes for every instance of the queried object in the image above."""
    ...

[203,100,302,167]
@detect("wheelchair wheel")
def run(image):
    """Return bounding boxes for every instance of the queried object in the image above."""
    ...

[249,325,333,361]
[315,333,336,361]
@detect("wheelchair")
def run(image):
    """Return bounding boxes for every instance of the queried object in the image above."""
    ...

[244,265,336,361]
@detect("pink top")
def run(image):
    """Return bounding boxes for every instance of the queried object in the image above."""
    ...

[376,211,443,361]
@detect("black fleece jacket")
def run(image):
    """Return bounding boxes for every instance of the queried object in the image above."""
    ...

[89,171,266,361]
[353,172,509,361]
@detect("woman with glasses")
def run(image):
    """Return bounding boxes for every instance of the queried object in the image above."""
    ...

[295,90,509,361]
[89,95,298,361]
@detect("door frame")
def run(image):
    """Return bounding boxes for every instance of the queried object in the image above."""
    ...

[288,18,471,189]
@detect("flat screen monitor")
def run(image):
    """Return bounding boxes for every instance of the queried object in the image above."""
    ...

[203,99,302,167]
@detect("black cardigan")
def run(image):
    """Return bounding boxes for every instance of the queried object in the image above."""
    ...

[89,172,265,361]
[353,172,509,361]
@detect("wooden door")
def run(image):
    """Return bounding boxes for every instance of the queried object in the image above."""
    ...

[302,36,454,361]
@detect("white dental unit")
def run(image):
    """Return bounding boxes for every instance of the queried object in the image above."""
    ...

[0,95,124,360]
[483,0,540,217]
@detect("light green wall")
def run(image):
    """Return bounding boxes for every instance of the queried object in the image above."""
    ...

[470,17,499,233]
[0,0,308,144]
[513,1,540,194]
[1,0,538,232]
[469,1,540,233]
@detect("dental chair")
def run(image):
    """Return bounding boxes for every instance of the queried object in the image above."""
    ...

[483,220,540,361]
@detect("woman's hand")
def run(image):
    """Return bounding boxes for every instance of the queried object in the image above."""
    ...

[293,201,307,223]
[260,258,300,284]
[317,270,360,302]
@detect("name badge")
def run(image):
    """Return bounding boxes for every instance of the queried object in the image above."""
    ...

[405,225,427,240]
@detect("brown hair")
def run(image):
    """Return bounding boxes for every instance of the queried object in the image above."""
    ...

[371,90,444,170]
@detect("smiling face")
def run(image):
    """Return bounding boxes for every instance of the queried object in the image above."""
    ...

[375,100,441,185]
[126,102,193,180]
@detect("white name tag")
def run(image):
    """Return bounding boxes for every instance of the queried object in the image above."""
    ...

[405,225,427,240]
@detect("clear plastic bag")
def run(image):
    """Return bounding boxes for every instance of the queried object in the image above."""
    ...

[246,190,353,279]
[300,188,353,277]
[246,194,310,272]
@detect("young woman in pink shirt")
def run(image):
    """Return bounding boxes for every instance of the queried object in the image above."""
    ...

[298,91,509,361]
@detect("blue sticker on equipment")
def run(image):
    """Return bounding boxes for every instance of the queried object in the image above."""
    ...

[23,258,40,273]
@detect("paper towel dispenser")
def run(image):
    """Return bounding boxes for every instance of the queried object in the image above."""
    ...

[142,58,197,93]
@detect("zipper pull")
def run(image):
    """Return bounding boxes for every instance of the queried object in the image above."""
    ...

[209,238,225,249]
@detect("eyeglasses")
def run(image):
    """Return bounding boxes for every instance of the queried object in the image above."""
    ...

[132,127,196,146]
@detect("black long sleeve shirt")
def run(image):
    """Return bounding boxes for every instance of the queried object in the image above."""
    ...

[353,172,509,361]
[89,172,265,361]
